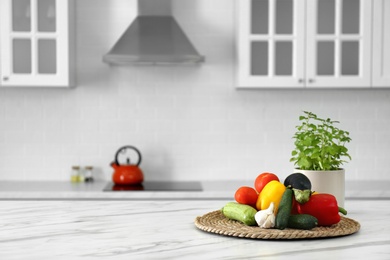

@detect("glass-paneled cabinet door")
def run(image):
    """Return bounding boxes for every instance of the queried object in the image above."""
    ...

[305,0,372,88]
[0,0,74,87]
[236,0,305,88]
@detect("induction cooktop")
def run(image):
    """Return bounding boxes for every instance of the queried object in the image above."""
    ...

[103,181,203,191]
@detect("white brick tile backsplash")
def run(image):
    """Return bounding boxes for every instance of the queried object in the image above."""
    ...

[0,143,22,157]
[82,107,118,120]
[191,133,228,145]
[138,95,175,109]
[174,119,211,134]
[376,107,390,119]
[172,68,211,86]
[6,105,42,120]
[0,0,389,181]
[136,67,174,85]
[5,131,45,144]
[138,120,174,134]
[156,133,192,145]
[118,107,155,120]
[0,119,24,132]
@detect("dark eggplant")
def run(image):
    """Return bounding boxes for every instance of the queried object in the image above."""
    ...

[284,173,313,204]
[284,173,312,190]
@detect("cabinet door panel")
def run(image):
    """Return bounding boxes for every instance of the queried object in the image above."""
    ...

[13,38,32,73]
[317,41,335,76]
[251,41,269,75]
[1,0,73,87]
[342,0,360,34]
[306,0,371,88]
[37,0,56,32]
[341,41,359,75]
[38,39,56,74]
[317,0,335,34]
[237,0,305,88]
[12,0,31,32]
[251,0,268,34]
[372,0,390,87]
[275,0,293,34]
[275,41,293,75]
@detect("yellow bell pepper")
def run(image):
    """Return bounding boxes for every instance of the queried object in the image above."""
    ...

[256,180,286,214]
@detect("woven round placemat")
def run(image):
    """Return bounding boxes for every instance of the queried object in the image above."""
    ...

[195,210,360,240]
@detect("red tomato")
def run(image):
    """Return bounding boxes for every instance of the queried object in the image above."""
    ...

[254,172,279,193]
[234,186,258,207]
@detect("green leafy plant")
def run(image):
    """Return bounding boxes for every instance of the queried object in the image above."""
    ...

[290,111,352,171]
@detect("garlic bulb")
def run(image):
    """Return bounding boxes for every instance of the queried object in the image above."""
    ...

[255,202,276,228]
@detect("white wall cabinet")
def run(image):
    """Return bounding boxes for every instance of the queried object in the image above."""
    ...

[237,0,372,88]
[0,0,74,87]
[372,0,390,87]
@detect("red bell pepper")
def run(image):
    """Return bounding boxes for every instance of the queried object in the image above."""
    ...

[291,197,299,215]
[297,193,347,226]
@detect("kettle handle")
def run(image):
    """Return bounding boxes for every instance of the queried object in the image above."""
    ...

[114,145,142,166]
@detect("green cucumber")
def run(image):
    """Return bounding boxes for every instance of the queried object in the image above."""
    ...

[222,202,257,226]
[275,188,293,230]
[287,214,318,230]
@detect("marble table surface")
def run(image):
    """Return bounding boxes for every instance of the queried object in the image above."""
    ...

[0,199,389,259]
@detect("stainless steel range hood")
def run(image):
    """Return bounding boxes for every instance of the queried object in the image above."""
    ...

[103,0,205,65]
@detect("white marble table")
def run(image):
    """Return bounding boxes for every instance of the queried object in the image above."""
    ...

[0,199,389,259]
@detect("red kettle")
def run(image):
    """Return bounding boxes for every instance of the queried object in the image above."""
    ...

[111,146,144,185]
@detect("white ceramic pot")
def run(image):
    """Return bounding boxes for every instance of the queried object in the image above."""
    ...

[293,169,345,207]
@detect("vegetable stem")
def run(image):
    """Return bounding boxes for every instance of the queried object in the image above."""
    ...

[338,206,347,215]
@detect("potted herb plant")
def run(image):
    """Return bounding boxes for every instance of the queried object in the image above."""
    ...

[290,111,352,207]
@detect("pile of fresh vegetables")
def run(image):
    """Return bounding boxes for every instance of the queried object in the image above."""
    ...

[222,172,347,230]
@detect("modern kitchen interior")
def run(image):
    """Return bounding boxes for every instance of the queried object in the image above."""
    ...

[0,0,390,259]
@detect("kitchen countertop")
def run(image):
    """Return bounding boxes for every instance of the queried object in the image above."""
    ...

[0,199,389,259]
[0,180,389,200]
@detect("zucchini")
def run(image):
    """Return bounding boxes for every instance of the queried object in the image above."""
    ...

[287,214,318,230]
[222,202,257,226]
[275,188,293,230]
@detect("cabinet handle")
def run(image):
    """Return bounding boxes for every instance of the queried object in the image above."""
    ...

[3,76,9,81]
[308,79,315,83]
[298,78,304,83]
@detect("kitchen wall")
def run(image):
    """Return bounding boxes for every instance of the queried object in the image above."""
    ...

[0,0,389,182]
